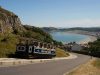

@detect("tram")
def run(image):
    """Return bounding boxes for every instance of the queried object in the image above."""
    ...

[15,40,56,58]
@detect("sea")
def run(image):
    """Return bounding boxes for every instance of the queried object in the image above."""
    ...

[50,32,90,44]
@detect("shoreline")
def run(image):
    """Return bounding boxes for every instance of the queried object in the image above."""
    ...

[51,31,97,44]
[64,31,97,44]
[78,35,97,44]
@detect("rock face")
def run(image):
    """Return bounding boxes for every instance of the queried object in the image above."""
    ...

[0,6,25,34]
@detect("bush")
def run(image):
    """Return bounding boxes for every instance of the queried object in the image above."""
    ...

[88,39,100,57]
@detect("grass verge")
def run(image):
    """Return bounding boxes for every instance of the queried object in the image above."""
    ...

[56,48,69,57]
[92,58,100,69]
[66,58,100,75]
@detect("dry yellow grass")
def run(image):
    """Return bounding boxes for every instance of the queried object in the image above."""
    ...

[67,58,100,75]
[56,48,69,57]
[92,59,100,69]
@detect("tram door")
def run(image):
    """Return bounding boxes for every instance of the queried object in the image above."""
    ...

[28,46,34,54]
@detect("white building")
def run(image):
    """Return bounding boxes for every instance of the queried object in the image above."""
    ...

[71,44,82,51]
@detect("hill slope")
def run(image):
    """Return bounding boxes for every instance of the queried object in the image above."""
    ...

[0,6,25,34]
[0,7,56,57]
[42,27,100,32]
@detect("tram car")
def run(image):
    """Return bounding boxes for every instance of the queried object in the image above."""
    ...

[15,40,56,58]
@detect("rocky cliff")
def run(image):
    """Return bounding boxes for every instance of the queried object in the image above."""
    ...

[0,6,25,34]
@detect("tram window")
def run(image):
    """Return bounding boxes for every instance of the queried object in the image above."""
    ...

[35,49,41,53]
[40,43,43,48]
[17,46,25,51]
[34,42,38,46]
[51,46,53,49]
[36,49,39,52]
[51,51,55,55]
[47,44,50,48]
[44,44,47,48]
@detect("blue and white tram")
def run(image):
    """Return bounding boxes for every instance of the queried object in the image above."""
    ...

[15,41,56,58]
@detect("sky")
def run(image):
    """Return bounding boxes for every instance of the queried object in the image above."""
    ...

[0,0,100,28]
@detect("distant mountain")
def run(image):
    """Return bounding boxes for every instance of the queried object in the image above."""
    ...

[62,27,100,32]
[42,27,58,32]
[42,27,100,32]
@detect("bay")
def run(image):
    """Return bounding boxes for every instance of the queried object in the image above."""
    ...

[50,32,90,44]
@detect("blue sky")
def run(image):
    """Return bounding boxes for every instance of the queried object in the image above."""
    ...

[0,0,100,27]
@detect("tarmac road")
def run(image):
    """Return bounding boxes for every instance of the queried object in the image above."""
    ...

[0,54,90,75]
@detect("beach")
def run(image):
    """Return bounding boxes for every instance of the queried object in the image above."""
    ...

[66,30,97,44]
[78,35,97,44]
[51,31,97,44]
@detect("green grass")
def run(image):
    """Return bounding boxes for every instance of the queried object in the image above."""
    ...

[0,34,18,57]
[92,59,100,69]
[56,48,69,57]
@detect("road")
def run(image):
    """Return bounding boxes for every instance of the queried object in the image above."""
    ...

[0,54,90,75]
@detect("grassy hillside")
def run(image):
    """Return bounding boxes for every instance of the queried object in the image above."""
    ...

[0,26,57,57]
[23,25,54,43]
[0,29,66,57]
[0,7,66,58]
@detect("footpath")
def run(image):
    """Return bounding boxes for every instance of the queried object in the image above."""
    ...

[0,53,77,67]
